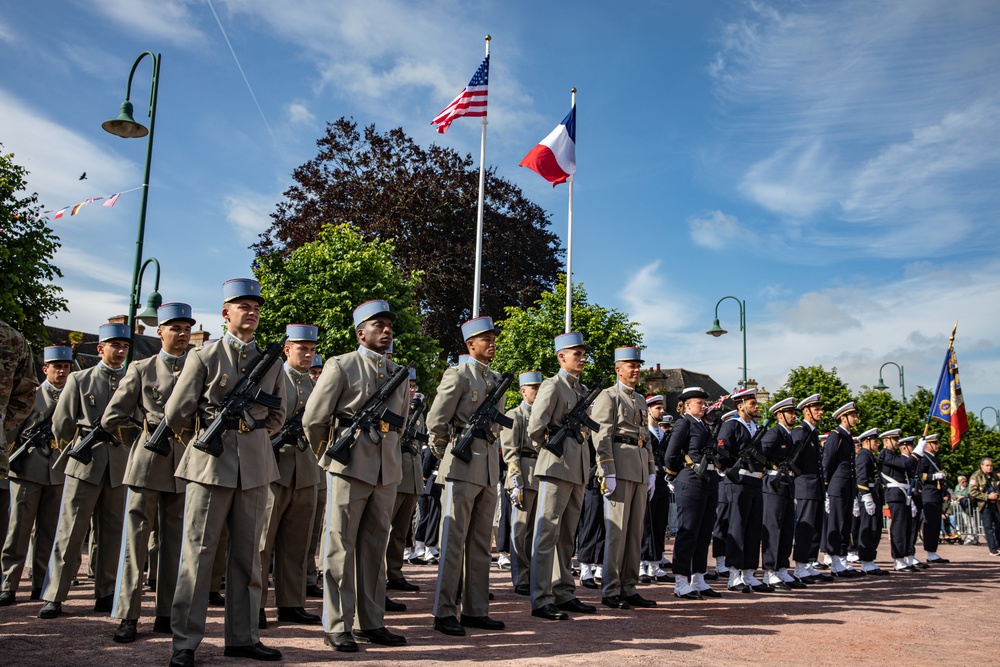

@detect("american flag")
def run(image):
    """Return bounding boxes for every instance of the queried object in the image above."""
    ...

[430,55,489,134]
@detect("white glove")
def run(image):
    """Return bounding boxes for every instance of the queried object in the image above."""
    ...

[667,480,675,494]
[912,438,927,457]
[862,493,876,516]
[824,496,831,514]
[602,474,617,497]
[647,474,656,499]
[852,497,861,517]
[509,488,521,507]
[911,502,918,518]
[933,471,946,480]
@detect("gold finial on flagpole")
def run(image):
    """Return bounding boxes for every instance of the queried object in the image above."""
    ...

[949,321,958,347]
[485,35,491,41]
[571,87,577,93]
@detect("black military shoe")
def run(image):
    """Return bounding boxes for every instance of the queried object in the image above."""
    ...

[0,591,14,606]
[514,584,530,596]
[324,632,358,653]
[305,584,323,598]
[169,649,195,667]
[386,577,420,592]
[223,641,282,661]
[208,591,225,606]
[696,587,721,598]
[461,615,506,630]
[354,627,407,645]
[531,603,569,620]
[434,615,466,636]
[602,595,631,609]
[623,593,657,608]
[728,583,753,594]
[277,607,322,624]
[751,583,776,593]
[556,598,597,614]
[786,580,808,590]
[384,596,407,612]
[703,572,719,581]
[580,577,599,589]
[153,615,172,633]
[94,594,113,613]
[113,619,138,643]
[38,601,62,618]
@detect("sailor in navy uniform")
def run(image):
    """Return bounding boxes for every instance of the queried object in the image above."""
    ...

[640,395,672,584]
[760,397,803,590]
[822,402,860,577]
[916,433,950,564]
[711,409,737,580]
[790,395,831,583]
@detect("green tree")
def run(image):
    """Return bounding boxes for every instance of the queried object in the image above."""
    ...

[854,387,904,434]
[0,146,67,348]
[253,223,443,392]
[770,365,853,433]
[493,275,642,407]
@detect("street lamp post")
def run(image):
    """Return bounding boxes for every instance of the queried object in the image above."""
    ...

[980,407,1000,430]
[706,296,747,385]
[135,257,163,327]
[102,51,161,364]
[874,361,906,401]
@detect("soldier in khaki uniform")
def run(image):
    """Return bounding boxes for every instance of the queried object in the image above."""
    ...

[500,370,542,596]
[164,279,286,667]
[385,367,426,603]
[39,323,132,618]
[259,324,322,628]
[305,352,325,598]
[527,332,597,621]
[593,347,656,610]
[302,299,409,653]
[104,303,195,642]
[427,317,507,637]
[0,330,45,605]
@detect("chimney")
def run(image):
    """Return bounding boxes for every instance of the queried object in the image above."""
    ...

[189,325,209,348]
[656,363,661,372]
[108,314,128,325]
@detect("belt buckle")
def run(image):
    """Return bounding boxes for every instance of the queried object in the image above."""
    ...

[238,419,251,434]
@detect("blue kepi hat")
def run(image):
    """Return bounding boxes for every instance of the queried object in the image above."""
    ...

[158,302,196,326]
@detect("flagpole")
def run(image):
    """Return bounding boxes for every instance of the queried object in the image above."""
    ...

[471,35,491,319]
[924,321,959,436]
[564,88,576,334]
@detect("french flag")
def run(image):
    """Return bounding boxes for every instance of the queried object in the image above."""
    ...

[520,105,576,186]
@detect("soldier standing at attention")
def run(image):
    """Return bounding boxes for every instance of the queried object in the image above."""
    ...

[855,427,888,575]
[593,347,656,610]
[916,433,950,564]
[305,351,325,598]
[640,395,672,584]
[878,429,920,571]
[790,395,830,583]
[823,402,860,578]
[501,370,543,596]
[1,346,68,606]
[164,279,286,667]
[427,317,506,637]
[760,397,804,590]
[39,322,131,619]
[527,332,596,621]
[259,324,323,628]
[302,300,409,652]
[104,304,195,642]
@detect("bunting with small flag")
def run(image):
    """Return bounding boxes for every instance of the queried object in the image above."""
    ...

[42,185,141,220]
[928,323,969,448]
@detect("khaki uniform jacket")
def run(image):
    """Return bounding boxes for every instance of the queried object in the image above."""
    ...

[274,367,321,490]
[500,402,537,491]
[527,373,590,485]
[53,365,132,486]
[103,354,187,493]
[593,383,652,484]
[302,349,407,487]
[426,361,502,488]
[968,469,1000,511]
[397,407,426,495]
[8,383,64,486]
[164,338,285,490]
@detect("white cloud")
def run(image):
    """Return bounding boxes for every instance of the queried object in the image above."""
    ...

[60,43,129,83]
[223,192,274,244]
[88,0,206,47]
[287,101,315,126]
[688,210,754,250]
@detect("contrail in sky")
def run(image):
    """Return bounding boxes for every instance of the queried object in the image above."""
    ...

[205,0,274,142]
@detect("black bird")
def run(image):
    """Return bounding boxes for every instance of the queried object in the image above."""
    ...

[79,172,87,180]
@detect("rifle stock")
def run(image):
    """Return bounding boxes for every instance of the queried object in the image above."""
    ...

[724,416,773,484]
[543,380,603,457]
[143,420,175,457]
[325,361,413,465]
[451,372,515,464]
[67,423,120,465]
[8,416,54,474]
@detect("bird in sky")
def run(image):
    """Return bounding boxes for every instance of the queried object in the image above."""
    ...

[79,172,87,180]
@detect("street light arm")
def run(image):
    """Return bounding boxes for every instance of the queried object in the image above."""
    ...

[877,361,906,401]
[712,295,746,332]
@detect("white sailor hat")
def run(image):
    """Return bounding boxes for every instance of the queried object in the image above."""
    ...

[519,370,543,386]
[461,316,498,341]
[721,410,738,421]
[222,278,263,304]
[770,397,796,412]
[879,428,901,439]
[678,386,709,401]
[353,299,395,328]
[311,353,324,368]
[554,332,587,352]
[408,367,417,381]
[925,433,940,443]
[646,394,665,406]
[832,402,857,420]
[614,346,643,364]
[819,432,829,441]
[43,346,73,363]
[158,302,196,326]
[731,387,757,402]
[858,427,879,440]
[899,435,915,445]
[797,394,822,410]
[659,415,674,426]
[99,323,131,342]
[285,323,319,342]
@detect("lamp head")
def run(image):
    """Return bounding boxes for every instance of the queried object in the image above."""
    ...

[874,377,889,392]
[137,290,163,327]
[706,319,727,337]
[102,100,148,139]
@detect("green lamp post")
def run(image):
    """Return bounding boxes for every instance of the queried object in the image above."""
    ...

[706,296,747,385]
[874,361,906,401]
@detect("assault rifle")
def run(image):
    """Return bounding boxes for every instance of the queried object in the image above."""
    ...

[399,396,429,456]
[67,423,121,465]
[325,361,413,465]
[451,372,515,464]
[143,419,175,457]
[193,335,288,458]
[725,415,774,484]
[8,415,54,474]
[270,412,305,459]
[543,380,603,457]
[692,407,729,482]
[777,430,807,479]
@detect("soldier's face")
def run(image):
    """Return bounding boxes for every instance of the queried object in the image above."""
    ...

[409,379,418,400]
[616,360,641,387]
[844,412,859,428]
[223,299,260,337]
[927,441,939,454]
[778,409,797,428]
[44,361,71,388]
[284,341,317,373]
[648,403,665,421]
[520,384,539,405]
[883,436,899,451]
[309,366,322,381]
[685,398,707,419]
[804,405,824,422]
[739,398,760,419]
[358,317,393,353]
[98,340,129,367]
[558,347,586,375]
[466,331,496,362]
[158,321,192,355]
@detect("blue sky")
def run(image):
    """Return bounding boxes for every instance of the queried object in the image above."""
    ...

[2,1,999,423]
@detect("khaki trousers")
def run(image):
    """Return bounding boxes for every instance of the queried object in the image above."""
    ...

[509,487,538,589]
[260,481,317,608]
[530,477,583,609]
[432,479,497,619]
[306,487,325,587]
[386,490,419,582]
[1,479,62,594]
[171,482,267,651]
[602,479,645,598]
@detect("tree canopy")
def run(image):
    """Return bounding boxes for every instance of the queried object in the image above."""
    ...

[253,118,563,357]
[0,146,66,349]
[253,223,443,390]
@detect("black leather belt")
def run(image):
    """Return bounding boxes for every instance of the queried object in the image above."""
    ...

[520,451,538,460]
[337,417,401,434]
[614,435,639,447]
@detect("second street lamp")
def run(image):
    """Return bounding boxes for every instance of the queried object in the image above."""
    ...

[707,296,747,385]
[875,361,906,401]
